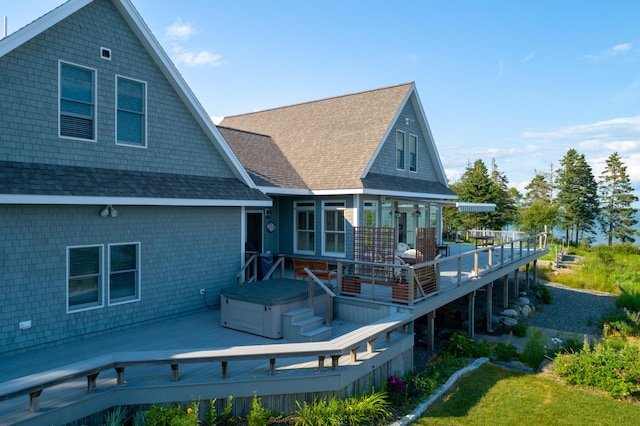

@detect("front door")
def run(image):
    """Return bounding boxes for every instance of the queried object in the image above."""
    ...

[246,211,263,253]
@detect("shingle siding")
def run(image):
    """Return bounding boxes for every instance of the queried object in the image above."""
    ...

[369,101,439,182]
[0,0,234,179]
[0,205,240,357]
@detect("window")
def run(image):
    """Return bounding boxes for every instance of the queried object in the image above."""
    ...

[67,245,103,312]
[60,62,96,140]
[109,243,140,304]
[364,201,378,227]
[409,134,417,172]
[396,131,405,170]
[295,202,315,254]
[323,201,345,256]
[116,76,146,147]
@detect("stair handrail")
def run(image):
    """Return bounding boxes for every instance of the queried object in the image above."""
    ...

[261,255,286,280]
[236,253,258,284]
[304,267,335,327]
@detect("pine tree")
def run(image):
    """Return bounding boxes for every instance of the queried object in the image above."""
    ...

[520,173,559,234]
[556,149,599,245]
[449,159,495,230]
[488,158,518,229]
[598,152,638,245]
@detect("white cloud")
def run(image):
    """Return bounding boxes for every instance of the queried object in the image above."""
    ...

[172,46,222,67]
[165,18,194,41]
[523,51,535,62]
[164,18,222,68]
[583,42,633,61]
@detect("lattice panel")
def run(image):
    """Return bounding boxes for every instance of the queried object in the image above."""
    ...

[353,227,396,277]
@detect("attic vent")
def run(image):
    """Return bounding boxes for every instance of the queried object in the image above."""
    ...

[101,47,111,60]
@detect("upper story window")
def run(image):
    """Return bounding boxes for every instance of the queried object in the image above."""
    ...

[67,245,103,312]
[396,131,405,170]
[59,62,96,141]
[323,201,346,256]
[294,202,315,254]
[409,134,417,172]
[116,76,147,147]
[109,242,140,304]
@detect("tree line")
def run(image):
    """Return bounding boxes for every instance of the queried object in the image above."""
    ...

[444,149,639,246]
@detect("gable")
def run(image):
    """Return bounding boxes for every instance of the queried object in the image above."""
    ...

[0,0,252,187]
[221,83,413,191]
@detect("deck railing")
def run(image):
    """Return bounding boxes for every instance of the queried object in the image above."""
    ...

[0,313,412,414]
[337,232,547,306]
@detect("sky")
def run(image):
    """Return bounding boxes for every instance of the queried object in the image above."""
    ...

[4,1,640,198]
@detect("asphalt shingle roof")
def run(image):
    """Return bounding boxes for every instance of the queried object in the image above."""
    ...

[217,127,307,190]
[0,161,271,203]
[220,83,414,191]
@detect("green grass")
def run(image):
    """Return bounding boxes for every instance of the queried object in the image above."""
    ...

[416,363,640,425]
[538,244,640,299]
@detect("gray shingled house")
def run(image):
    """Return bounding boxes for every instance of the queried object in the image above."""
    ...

[0,0,271,357]
[219,82,458,261]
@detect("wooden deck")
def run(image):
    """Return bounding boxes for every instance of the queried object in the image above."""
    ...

[0,238,547,425]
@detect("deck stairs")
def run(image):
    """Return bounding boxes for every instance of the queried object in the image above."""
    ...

[282,307,332,342]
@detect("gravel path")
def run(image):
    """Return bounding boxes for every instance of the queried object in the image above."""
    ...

[523,281,617,337]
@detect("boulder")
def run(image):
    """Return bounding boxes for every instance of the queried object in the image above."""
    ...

[501,316,518,327]
[521,304,533,317]
[501,308,518,318]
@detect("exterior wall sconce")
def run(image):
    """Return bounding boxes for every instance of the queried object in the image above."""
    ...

[265,208,272,217]
[395,210,402,218]
[415,209,421,217]
[100,205,118,218]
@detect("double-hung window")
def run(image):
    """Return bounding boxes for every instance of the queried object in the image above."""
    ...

[323,201,346,256]
[294,202,315,254]
[67,245,103,312]
[109,243,140,304]
[60,62,96,140]
[396,131,405,170]
[116,76,146,147]
[409,134,417,172]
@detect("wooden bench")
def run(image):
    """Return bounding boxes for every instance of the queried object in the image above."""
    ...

[293,259,337,285]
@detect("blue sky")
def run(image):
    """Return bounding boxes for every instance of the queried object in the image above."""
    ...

[5,1,640,196]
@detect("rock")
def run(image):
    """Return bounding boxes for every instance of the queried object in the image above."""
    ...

[521,304,532,317]
[501,316,518,327]
[491,315,500,325]
[501,309,518,318]
[515,297,530,306]
[519,291,528,297]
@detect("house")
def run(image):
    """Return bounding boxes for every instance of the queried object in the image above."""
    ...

[219,82,458,261]
[0,0,271,357]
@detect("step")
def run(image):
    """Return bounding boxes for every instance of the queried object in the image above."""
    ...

[301,325,332,342]
[283,307,314,323]
[292,315,324,334]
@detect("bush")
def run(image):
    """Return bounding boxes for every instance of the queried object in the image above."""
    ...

[441,332,477,358]
[293,390,390,426]
[494,342,518,362]
[554,339,640,400]
[247,393,278,426]
[143,401,199,426]
[521,327,546,369]
[512,323,528,337]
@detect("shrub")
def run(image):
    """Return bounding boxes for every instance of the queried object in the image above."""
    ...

[342,389,390,425]
[521,327,546,369]
[441,332,477,358]
[142,401,199,426]
[494,342,518,362]
[386,375,407,407]
[247,393,278,426]
[554,339,640,400]
[512,323,528,337]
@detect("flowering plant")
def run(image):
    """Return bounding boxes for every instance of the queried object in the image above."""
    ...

[387,375,407,406]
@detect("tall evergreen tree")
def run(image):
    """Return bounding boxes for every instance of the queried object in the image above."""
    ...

[556,149,599,245]
[520,172,559,234]
[489,158,518,229]
[449,160,495,230]
[598,152,638,245]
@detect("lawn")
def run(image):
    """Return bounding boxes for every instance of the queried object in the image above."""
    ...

[417,363,640,425]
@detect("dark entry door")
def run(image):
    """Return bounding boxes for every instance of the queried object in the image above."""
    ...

[246,212,263,253]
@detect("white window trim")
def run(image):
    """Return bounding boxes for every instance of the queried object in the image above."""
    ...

[294,201,315,255]
[66,244,104,314]
[409,134,418,173]
[107,242,141,306]
[396,130,406,170]
[364,201,378,227]
[115,75,148,148]
[58,60,98,142]
[321,201,346,257]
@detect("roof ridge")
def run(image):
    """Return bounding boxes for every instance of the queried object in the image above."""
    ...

[224,82,414,119]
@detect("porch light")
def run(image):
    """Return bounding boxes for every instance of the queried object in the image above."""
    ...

[395,210,402,218]
[415,209,421,217]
